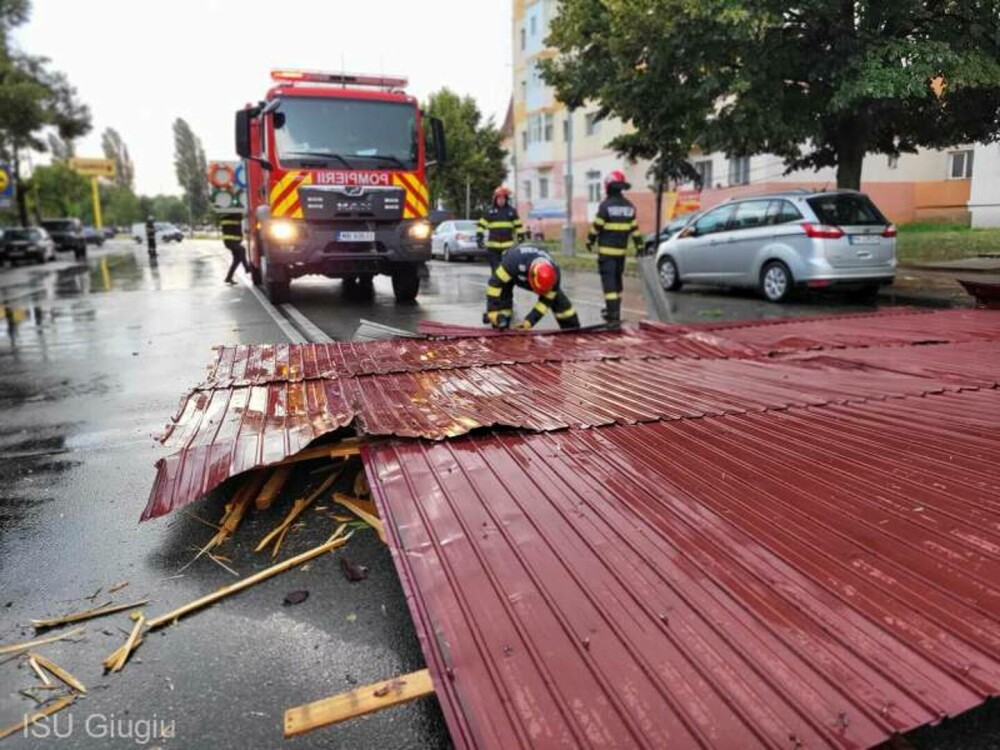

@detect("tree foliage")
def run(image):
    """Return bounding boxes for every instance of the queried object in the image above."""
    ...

[424,88,508,216]
[32,161,89,218]
[542,0,1000,189]
[101,127,134,189]
[172,117,208,220]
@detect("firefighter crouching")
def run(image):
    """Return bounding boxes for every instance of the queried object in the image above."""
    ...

[220,214,250,284]
[477,186,527,273]
[586,170,643,323]
[484,244,580,330]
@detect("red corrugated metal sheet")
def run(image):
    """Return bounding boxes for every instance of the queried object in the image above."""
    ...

[146,339,999,520]
[364,389,1000,750]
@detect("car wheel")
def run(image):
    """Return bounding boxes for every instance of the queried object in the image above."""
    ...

[443,243,451,262]
[760,261,793,303]
[658,256,682,291]
[851,283,880,301]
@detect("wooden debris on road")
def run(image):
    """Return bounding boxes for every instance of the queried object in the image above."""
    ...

[353,469,370,498]
[255,465,292,510]
[257,465,344,558]
[28,655,51,685]
[0,626,87,656]
[31,599,150,630]
[147,531,352,631]
[210,470,269,548]
[273,438,363,467]
[333,493,385,544]
[283,668,434,738]
[108,581,130,594]
[29,653,86,694]
[0,694,76,740]
[104,612,145,673]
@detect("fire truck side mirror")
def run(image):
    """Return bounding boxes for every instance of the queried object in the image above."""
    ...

[235,110,252,159]
[428,117,447,167]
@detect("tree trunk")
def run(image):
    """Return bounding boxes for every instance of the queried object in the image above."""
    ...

[14,153,29,227]
[836,138,865,191]
[653,177,664,250]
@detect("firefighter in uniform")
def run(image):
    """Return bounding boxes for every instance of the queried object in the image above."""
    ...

[221,213,250,284]
[477,186,526,273]
[484,244,580,330]
[145,215,157,257]
[586,170,643,323]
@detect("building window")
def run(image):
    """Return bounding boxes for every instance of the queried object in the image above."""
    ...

[728,156,750,186]
[520,80,526,100]
[585,112,600,136]
[887,155,899,169]
[521,131,528,151]
[528,114,543,144]
[586,170,602,202]
[520,28,526,50]
[530,16,537,35]
[949,150,974,179]
[693,159,713,189]
[543,113,553,142]
[523,180,532,201]
[539,177,549,199]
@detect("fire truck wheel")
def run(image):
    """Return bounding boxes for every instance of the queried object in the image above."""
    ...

[391,266,420,303]
[266,278,290,303]
[250,264,262,286]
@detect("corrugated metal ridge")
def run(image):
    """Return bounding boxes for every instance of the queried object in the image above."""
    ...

[144,340,1000,520]
[639,307,935,334]
[363,388,1000,750]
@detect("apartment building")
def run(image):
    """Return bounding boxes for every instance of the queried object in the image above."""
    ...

[511,0,978,235]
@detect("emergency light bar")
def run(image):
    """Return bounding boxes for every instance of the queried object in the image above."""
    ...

[270,70,409,89]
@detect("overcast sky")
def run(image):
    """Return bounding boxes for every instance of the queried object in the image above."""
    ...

[13,0,512,195]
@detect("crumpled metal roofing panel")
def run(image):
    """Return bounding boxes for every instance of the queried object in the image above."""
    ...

[145,340,999,520]
[364,389,1000,750]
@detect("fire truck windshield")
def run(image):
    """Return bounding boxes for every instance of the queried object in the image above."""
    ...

[273,97,418,170]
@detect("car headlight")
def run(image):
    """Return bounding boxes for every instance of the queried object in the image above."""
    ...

[268,220,299,243]
[408,222,432,241]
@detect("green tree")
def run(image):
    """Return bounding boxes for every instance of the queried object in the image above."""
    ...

[424,88,508,216]
[32,162,89,218]
[100,184,141,227]
[543,0,1000,190]
[101,127,134,189]
[0,0,91,223]
[172,118,208,221]
[149,194,188,225]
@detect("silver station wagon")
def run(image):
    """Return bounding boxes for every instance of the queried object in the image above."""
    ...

[655,190,897,302]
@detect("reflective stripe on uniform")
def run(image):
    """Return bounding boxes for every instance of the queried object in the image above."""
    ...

[486,285,504,297]
[555,306,577,319]
[604,292,621,300]
[598,246,627,256]
[532,301,549,316]
[484,221,515,229]
[495,266,513,283]
[222,234,242,241]
[603,221,634,231]
[543,291,557,300]
[592,217,605,226]
[487,241,514,249]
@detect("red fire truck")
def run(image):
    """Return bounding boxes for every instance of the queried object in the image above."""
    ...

[235,70,446,303]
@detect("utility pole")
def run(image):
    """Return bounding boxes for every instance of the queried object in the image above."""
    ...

[562,107,575,256]
[465,176,471,220]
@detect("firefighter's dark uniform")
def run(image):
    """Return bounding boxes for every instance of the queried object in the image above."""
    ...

[587,193,643,322]
[221,215,249,283]
[484,245,580,330]
[476,204,525,273]
[145,218,157,256]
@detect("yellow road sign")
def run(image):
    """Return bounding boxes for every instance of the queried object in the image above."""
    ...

[0,169,8,192]
[69,157,116,178]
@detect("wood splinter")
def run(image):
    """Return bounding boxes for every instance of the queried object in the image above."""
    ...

[284,668,434,738]
[333,493,386,545]
[28,653,87,694]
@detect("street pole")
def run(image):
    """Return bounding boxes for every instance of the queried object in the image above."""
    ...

[91,177,103,230]
[465,176,471,220]
[562,108,575,256]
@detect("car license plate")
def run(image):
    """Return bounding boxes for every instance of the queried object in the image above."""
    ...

[849,235,879,245]
[337,231,375,242]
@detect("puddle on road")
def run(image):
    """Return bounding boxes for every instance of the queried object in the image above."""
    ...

[0,425,80,532]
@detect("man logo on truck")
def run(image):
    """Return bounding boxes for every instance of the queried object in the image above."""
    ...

[234,69,446,305]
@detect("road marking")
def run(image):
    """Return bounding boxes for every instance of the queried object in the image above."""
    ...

[239,276,307,343]
[281,303,333,343]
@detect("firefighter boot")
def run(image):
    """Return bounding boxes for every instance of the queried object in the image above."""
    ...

[603,298,621,324]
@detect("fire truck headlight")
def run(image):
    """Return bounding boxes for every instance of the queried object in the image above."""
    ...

[408,221,432,241]
[268,220,298,243]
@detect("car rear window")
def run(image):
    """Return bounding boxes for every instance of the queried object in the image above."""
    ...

[42,220,74,230]
[5,229,33,240]
[455,221,478,231]
[807,194,887,226]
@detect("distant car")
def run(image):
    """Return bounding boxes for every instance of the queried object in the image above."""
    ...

[655,190,896,303]
[644,216,693,253]
[431,220,482,261]
[40,218,87,260]
[1,226,56,264]
[131,222,184,244]
[102,227,116,240]
[83,227,105,246]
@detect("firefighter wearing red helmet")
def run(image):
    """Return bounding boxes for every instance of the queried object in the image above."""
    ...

[476,186,527,273]
[484,244,580,330]
[586,169,643,323]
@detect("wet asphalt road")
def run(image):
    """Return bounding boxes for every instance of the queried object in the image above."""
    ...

[0,239,985,750]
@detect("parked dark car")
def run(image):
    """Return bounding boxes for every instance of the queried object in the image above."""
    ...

[83,226,105,246]
[40,218,87,260]
[1,226,56,264]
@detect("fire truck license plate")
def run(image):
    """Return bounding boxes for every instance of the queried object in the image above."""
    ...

[337,231,375,242]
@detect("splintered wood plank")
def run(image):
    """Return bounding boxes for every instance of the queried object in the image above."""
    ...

[0,694,76,740]
[255,465,291,510]
[31,599,150,630]
[333,493,386,544]
[283,669,434,738]
[29,653,86,694]
[0,627,86,656]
